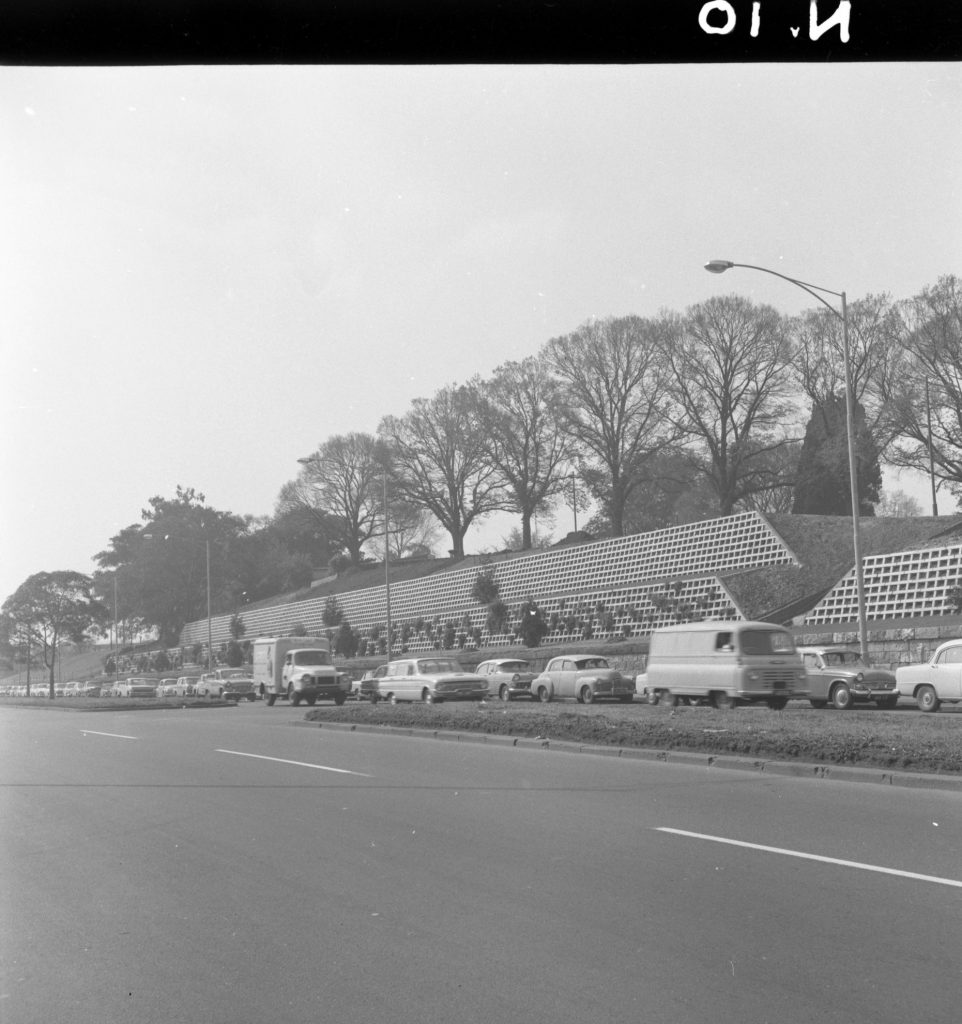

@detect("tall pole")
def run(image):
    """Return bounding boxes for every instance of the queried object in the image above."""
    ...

[705,260,870,663]
[383,467,392,667]
[571,474,578,533]
[839,292,869,664]
[206,537,213,673]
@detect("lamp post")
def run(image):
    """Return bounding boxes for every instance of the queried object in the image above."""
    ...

[382,464,392,669]
[704,259,869,663]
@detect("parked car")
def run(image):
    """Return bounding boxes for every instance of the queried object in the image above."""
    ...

[474,658,537,701]
[797,646,898,710]
[531,655,635,704]
[62,681,85,698]
[370,657,487,704]
[197,669,257,701]
[896,639,962,712]
[116,677,158,698]
[162,676,199,697]
[358,665,389,703]
[81,682,103,697]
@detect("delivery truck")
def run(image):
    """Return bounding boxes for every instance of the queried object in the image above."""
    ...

[251,637,350,706]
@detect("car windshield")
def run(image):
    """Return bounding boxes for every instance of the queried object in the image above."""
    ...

[740,630,795,655]
[292,650,331,666]
[822,651,862,667]
[575,658,609,670]
[498,661,528,672]
[220,670,250,679]
[416,659,463,675]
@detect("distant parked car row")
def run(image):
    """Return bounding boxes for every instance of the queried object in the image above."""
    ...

[354,654,635,705]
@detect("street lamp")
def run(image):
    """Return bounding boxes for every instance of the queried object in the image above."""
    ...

[704,259,869,663]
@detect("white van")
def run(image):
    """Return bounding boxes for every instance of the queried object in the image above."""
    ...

[642,621,806,710]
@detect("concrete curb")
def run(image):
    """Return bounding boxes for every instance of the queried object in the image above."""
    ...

[294,719,962,792]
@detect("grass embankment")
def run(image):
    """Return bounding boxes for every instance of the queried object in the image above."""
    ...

[303,700,962,776]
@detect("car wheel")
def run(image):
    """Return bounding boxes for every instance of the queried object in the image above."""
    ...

[917,684,940,713]
[290,686,301,707]
[537,686,551,703]
[830,683,853,710]
[369,692,379,704]
[646,689,659,705]
[266,693,276,706]
[499,684,510,702]
[421,689,434,704]
[334,692,346,706]
[767,697,788,710]
[305,696,317,706]
[712,691,735,710]
[580,685,594,704]
[809,699,828,709]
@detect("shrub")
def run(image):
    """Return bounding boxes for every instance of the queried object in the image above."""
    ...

[442,621,457,649]
[229,613,246,640]
[471,569,500,606]
[517,599,549,648]
[334,621,359,658]
[225,640,244,667]
[322,596,344,627]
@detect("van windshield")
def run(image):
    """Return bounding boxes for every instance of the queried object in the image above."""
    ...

[292,650,331,666]
[740,630,795,655]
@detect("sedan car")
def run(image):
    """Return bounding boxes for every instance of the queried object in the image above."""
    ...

[896,639,962,712]
[161,676,199,697]
[474,658,537,701]
[371,657,487,704]
[530,655,634,704]
[797,646,898,710]
[117,677,158,698]
[357,664,389,703]
[196,669,257,701]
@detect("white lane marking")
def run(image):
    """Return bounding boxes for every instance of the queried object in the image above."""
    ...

[81,730,137,740]
[656,827,962,889]
[216,749,370,777]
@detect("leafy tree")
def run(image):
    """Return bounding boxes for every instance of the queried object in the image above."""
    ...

[379,384,508,559]
[791,292,908,457]
[544,316,678,536]
[474,355,575,549]
[291,433,383,565]
[792,394,881,515]
[225,640,245,667]
[229,613,246,640]
[1,572,108,694]
[94,487,247,646]
[659,296,798,515]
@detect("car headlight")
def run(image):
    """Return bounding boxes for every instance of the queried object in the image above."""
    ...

[855,672,864,682]
[512,673,520,683]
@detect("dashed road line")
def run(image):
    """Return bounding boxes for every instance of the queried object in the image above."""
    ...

[81,730,138,740]
[656,827,962,888]
[216,749,371,776]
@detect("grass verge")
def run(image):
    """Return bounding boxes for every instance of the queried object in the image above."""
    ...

[303,699,962,776]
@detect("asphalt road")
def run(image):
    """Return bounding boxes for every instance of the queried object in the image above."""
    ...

[2,703,961,1024]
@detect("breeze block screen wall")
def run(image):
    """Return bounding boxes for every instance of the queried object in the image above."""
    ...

[179,511,800,654]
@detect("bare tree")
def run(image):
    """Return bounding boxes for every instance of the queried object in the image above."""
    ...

[791,291,909,453]
[378,384,508,559]
[544,315,678,536]
[659,295,799,515]
[474,355,576,549]
[288,433,383,565]
[885,276,962,502]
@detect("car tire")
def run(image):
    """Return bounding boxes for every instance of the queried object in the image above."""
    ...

[421,688,434,703]
[306,695,317,706]
[767,697,788,710]
[266,693,276,706]
[537,686,551,703]
[809,699,828,709]
[334,692,346,706]
[917,684,940,713]
[499,684,510,702]
[830,683,853,710]
[580,685,594,704]
[369,692,379,705]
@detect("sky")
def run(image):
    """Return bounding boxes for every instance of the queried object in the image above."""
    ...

[2,62,960,602]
